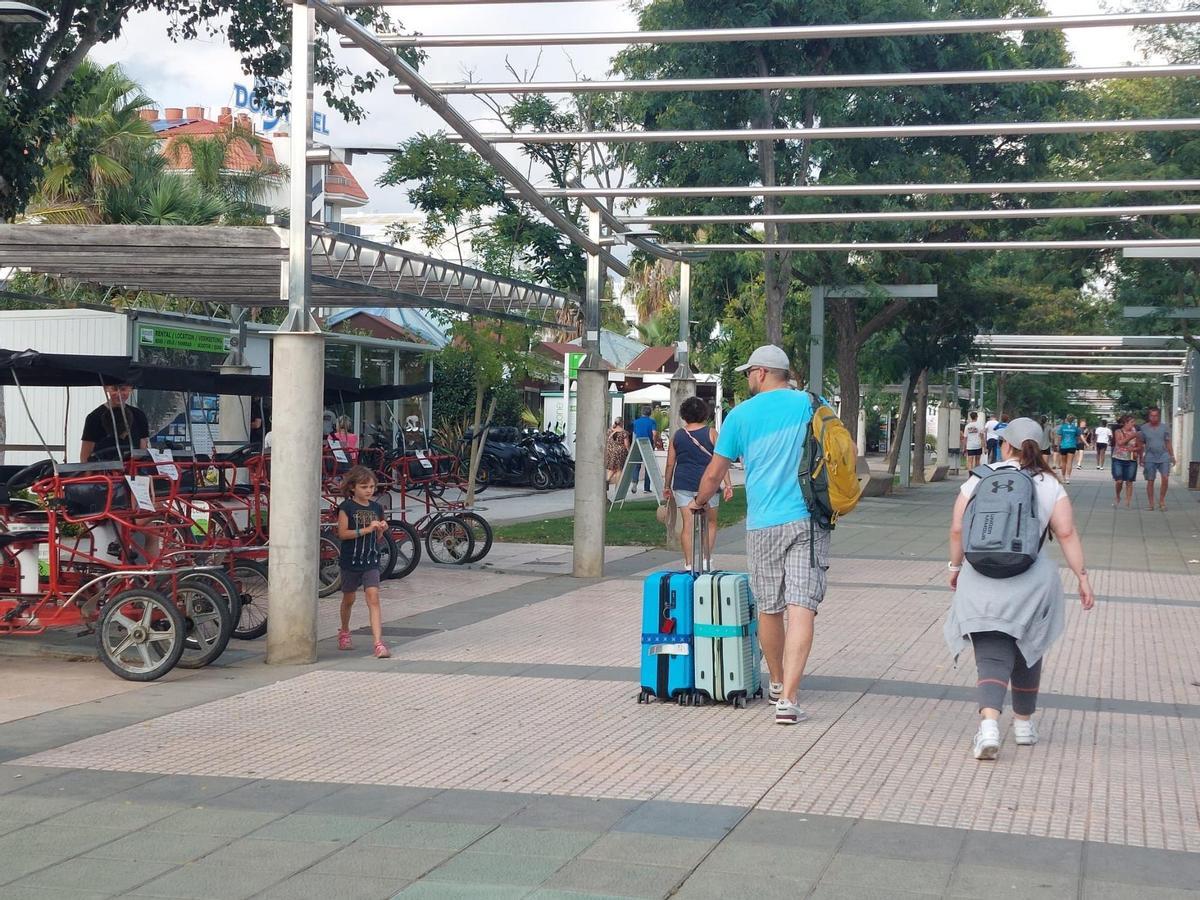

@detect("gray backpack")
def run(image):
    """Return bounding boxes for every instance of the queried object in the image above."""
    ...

[964,465,1047,578]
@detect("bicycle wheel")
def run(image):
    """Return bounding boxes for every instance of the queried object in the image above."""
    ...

[424,514,475,565]
[457,511,494,564]
[377,528,398,579]
[97,588,186,681]
[318,534,342,597]
[179,569,242,629]
[387,519,421,579]
[230,559,269,640]
[176,581,233,669]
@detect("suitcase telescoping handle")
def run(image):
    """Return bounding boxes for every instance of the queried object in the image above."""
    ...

[692,508,705,573]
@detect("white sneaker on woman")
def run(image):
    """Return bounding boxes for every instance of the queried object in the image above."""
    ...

[1013,718,1039,746]
[973,719,1001,760]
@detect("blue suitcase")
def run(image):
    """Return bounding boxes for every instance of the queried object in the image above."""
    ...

[639,569,696,703]
[693,571,762,708]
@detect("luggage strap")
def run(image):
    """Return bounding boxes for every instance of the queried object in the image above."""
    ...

[642,633,693,645]
[694,623,749,639]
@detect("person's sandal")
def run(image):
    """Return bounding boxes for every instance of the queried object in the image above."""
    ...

[374,641,390,659]
[337,630,353,651]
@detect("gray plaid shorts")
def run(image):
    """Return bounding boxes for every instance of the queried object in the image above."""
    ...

[746,519,831,615]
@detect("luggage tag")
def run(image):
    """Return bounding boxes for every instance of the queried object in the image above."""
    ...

[328,438,349,463]
[415,449,433,470]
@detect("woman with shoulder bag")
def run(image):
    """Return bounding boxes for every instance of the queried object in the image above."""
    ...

[944,417,1095,761]
[663,397,734,571]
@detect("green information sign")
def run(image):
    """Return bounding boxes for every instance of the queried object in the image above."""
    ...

[567,351,586,380]
[138,325,230,355]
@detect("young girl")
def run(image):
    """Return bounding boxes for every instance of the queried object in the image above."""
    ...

[336,465,390,658]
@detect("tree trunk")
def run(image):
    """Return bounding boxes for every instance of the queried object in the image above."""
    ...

[753,48,791,348]
[911,369,929,484]
[465,381,496,508]
[832,302,861,436]
[885,377,918,476]
[996,372,1008,417]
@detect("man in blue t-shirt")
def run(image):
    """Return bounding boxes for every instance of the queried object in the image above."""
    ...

[687,344,825,727]
[629,406,658,493]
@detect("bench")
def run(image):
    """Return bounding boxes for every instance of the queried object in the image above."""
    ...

[857,457,893,497]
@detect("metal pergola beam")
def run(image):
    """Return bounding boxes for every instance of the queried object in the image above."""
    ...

[975,364,1183,372]
[620,204,1200,226]
[364,11,1200,48]
[312,0,628,278]
[508,180,1200,199]
[660,240,1200,252]
[461,117,1200,144]
[1124,306,1200,318]
[402,64,1200,95]
[1123,246,1200,257]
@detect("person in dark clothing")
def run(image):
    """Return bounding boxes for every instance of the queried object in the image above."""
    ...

[79,384,149,462]
[663,397,734,570]
[335,465,390,659]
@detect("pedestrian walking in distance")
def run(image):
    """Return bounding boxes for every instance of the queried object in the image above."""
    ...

[629,406,658,494]
[984,412,1001,464]
[1110,415,1140,508]
[605,418,629,487]
[945,418,1095,760]
[1094,419,1113,469]
[1138,406,1176,511]
[663,397,734,572]
[335,466,391,659]
[962,411,984,468]
[1056,414,1080,484]
[687,345,827,726]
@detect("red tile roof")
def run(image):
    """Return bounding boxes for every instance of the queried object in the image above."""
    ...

[323,160,368,203]
[157,120,278,172]
[333,311,423,344]
[627,345,677,373]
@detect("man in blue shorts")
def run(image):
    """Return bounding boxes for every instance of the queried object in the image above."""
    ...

[688,345,825,726]
[1138,406,1175,511]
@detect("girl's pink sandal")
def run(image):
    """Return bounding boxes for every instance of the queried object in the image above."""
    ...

[374,641,390,659]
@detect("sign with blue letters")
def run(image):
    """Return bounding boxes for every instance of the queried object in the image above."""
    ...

[232,83,329,135]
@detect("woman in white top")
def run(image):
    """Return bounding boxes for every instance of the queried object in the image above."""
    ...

[945,418,1095,761]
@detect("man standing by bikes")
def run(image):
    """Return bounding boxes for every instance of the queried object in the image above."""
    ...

[79,383,149,462]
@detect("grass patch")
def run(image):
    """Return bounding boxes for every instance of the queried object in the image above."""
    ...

[492,488,747,547]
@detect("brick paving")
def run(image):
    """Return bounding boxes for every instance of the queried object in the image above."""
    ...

[2,465,1199,897]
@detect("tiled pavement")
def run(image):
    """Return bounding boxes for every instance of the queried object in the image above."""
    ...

[2,460,1200,898]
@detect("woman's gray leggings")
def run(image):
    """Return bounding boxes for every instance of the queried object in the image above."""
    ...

[971,631,1042,715]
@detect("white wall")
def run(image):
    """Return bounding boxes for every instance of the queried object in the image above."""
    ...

[2,310,129,464]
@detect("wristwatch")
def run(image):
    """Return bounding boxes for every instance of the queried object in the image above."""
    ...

[948,562,962,572]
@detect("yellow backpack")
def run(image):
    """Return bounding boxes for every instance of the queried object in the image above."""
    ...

[798,392,862,528]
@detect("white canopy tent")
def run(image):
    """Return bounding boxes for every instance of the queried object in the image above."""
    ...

[623,384,671,405]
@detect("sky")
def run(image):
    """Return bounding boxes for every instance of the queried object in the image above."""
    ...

[90,0,1152,215]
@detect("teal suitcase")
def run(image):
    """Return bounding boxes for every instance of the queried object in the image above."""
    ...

[692,571,762,708]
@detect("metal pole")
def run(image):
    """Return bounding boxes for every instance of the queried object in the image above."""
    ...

[620,203,1200,225]
[669,261,697,436]
[573,209,606,578]
[365,11,1200,46]
[267,0,323,667]
[661,240,1200,252]
[404,64,1200,95]
[510,179,1200,199]
[899,377,912,489]
[809,285,825,393]
[464,117,1200,143]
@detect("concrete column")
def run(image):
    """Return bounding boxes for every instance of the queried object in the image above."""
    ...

[218,365,253,449]
[899,377,912,489]
[809,285,825,393]
[266,331,324,665]
[949,404,962,471]
[936,390,951,467]
[857,406,867,452]
[715,378,724,429]
[669,261,696,434]
[573,209,606,578]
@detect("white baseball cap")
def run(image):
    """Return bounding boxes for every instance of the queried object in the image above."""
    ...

[1001,417,1048,451]
[734,344,791,373]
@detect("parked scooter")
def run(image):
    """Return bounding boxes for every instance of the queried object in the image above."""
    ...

[464,426,553,490]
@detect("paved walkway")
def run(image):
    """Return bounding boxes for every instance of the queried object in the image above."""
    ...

[2,459,1199,898]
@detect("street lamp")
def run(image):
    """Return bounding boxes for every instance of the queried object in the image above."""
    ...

[0,1,49,24]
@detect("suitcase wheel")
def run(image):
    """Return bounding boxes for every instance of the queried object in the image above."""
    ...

[734,696,747,710]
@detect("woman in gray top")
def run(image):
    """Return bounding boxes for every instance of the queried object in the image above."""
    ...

[945,418,1096,760]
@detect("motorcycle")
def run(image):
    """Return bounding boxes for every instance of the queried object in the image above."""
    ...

[465,426,554,490]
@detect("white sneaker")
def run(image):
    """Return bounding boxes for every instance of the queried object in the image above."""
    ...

[775,699,808,725]
[973,719,1001,760]
[768,681,784,702]
[1013,718,1039,746]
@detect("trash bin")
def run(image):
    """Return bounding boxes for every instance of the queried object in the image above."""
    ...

[1189,461,1199,491]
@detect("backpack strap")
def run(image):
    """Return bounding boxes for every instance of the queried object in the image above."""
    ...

[969,464,994,480]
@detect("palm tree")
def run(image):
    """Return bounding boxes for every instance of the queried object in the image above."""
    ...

[635,311,677,347]
[28,62,157,223]
[103,154,228,225]
[164,129,283,223]
[623,257,678,325]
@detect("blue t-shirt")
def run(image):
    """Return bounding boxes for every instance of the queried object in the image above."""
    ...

[1057,423,1079,450]
[631,416,657,440]
[714,389,814,530]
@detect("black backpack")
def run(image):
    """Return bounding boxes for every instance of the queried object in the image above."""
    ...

[963,465,1048,578]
